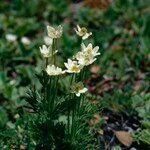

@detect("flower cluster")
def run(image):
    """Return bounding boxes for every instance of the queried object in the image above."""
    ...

[39,25,100,96]
[39,25,61,58]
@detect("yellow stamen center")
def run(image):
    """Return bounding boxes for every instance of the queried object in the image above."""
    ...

[71,65,79,72]
[81,27,87,35]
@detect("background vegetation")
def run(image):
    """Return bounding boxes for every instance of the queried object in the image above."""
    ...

[0,0,150,149]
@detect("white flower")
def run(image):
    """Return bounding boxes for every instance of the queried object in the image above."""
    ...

[47,25,63,39]
[21,37,31,45]
[64,59,83,73]
[39,45,58,58]
[76,88,87,97]
[81,43,100,57]
[6,34,17,42]
[14,114,20,119]
[9,80,16,85]
[71,82,88,97]
[40,45,51,58]
[75,25,92,40]
[44,36,53,45]
[76,51,95,66]
[46,65,65,76]
[76,43,100,66]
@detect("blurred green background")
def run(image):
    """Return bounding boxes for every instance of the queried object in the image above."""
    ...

[0,0,150,149]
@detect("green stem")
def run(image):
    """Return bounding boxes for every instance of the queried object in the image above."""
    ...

[67,73,76,136]
[50,76,56,113]
[43,56,49,109]
[67,99,70,136]
[45,58,48,67]
[55,76,59,97]
[82,66,87,81]
[70,73,75,85]
[71,107,75,141]
[52,38,57,65]
[47,76,52,113]
[43,71,47,108]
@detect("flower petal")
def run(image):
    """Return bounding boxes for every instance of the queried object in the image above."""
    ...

[76,93,80,97]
